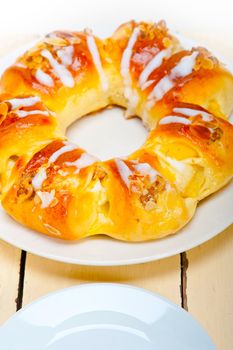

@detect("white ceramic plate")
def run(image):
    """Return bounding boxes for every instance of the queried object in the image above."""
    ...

[0,31,232,266]
[0,283,216,349]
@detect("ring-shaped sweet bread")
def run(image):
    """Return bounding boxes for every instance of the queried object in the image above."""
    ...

[0,21,232,241]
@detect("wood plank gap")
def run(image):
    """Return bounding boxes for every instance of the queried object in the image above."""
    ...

[180,252,189,311]
[15,250,27,311]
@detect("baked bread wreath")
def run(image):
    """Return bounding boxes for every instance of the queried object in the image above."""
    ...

[0,21,232,241]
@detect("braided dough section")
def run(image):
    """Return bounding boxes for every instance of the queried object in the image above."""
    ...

[0,21,233,241]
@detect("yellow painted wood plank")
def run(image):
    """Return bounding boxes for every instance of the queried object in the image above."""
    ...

[23,254,181,306]
[0,241,21,325]
[187,225,233,350]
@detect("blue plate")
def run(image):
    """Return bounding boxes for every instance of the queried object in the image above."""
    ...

[0,284,216,349]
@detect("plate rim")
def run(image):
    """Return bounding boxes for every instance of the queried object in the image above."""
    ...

[0,206,232,266]
[0,282,216,349]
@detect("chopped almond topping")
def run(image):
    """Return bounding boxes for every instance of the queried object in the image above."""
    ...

[210,127,223,142]
[137,174,166,210]
[44,37,68,47]
[92,166,106,181]
[162,37,172,48]
[16,177,34,201]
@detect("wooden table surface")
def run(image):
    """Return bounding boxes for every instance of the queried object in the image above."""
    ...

[0,35,233,350]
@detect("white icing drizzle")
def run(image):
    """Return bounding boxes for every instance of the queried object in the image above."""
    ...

[32,143,79,195]
[48,143,77,164]
[134,163,159,182]
[121,27,140,84]
[148,51,198,101]
[115,159,162,191]
[200,114,214,122]
[150,75,174,101]
[115,158,132,188]
[173,107,213,121]
[171,51,198,77]
[6,96,40,110]
[35,68,54,87]
[141,80,155,91]
[139,48,171,87]
[15,110,50,118]
[86,36,108,91]
[120,27,140,114]
[32,168,47,190]
[30,142,82,202]
[159,116,191,125]
[41,49,74,88]
[37,190,55,209]
[65,153,98,172]
[57,46,74,66]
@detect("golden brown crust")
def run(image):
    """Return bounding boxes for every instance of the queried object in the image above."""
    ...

[2,141,196,241]
[0,21,233,241]
[110,21,233,124]
[143,102,233,200]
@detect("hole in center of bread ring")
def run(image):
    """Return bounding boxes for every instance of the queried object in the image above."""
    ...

[66,106,148,161]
